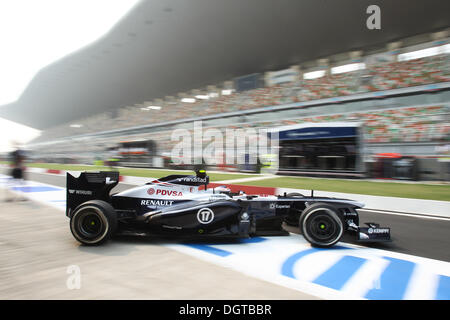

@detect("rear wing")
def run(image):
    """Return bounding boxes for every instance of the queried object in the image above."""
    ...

[66,171,119,217]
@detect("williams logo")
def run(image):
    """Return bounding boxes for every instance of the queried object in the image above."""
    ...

[68,189,93,195]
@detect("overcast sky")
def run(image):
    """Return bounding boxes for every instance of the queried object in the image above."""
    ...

[0,0,139,152]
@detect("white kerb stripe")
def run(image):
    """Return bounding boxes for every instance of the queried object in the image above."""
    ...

[403,265,439,300]
[340,257,390,297]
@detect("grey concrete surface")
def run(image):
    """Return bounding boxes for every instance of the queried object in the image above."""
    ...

[0,190,317,300]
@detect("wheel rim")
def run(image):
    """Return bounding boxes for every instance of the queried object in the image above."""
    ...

[303,208,343,246]
[79,213,103,238]
[73,207,108,242]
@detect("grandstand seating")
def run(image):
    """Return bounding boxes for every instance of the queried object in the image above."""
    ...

[32,52,450,145]
[31,104,448,160]
[270,105,449,143]
[204,105,447,144]
[94,105,450,155]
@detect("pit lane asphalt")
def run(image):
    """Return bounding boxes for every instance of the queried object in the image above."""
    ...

[13,171,450,263]
[1,194,319,299]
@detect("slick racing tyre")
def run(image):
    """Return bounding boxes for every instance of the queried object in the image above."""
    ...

[70,200,117,246]
[286,192,304,197]
[299,203,344,248]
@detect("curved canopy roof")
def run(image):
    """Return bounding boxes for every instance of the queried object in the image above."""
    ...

[0,0,449,129]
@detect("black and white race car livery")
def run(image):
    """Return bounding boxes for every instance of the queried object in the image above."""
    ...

[66,170,391,247]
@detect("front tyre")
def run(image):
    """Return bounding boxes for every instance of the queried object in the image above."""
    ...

[299,203,344,248]
[70,200,117,245]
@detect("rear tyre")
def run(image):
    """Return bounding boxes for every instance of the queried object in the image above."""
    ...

[286,192,304,197]
[70,200,117,245]
[299,203,344,248]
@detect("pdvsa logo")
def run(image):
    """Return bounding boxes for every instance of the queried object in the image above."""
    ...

[156,189,183,197]
[147,188,183,197]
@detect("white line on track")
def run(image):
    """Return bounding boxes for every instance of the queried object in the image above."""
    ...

[215,174,276,184]
[360,208,450,221]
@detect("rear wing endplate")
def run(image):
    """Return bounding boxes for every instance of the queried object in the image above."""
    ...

[66,171,119,217]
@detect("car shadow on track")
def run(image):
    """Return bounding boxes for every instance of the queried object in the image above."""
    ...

[75,235,167,256]
[76,224,399,257]
[283,223,398,251]
[75,234,247,257]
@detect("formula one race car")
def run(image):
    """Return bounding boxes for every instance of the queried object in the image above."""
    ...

[66,170,391,247]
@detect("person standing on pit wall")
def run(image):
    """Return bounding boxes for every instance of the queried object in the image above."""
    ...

[10,147,26,180]
[6,146,27,201]
[435,142,450,182]
[105,147,120,169]
[260,153,278,175]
